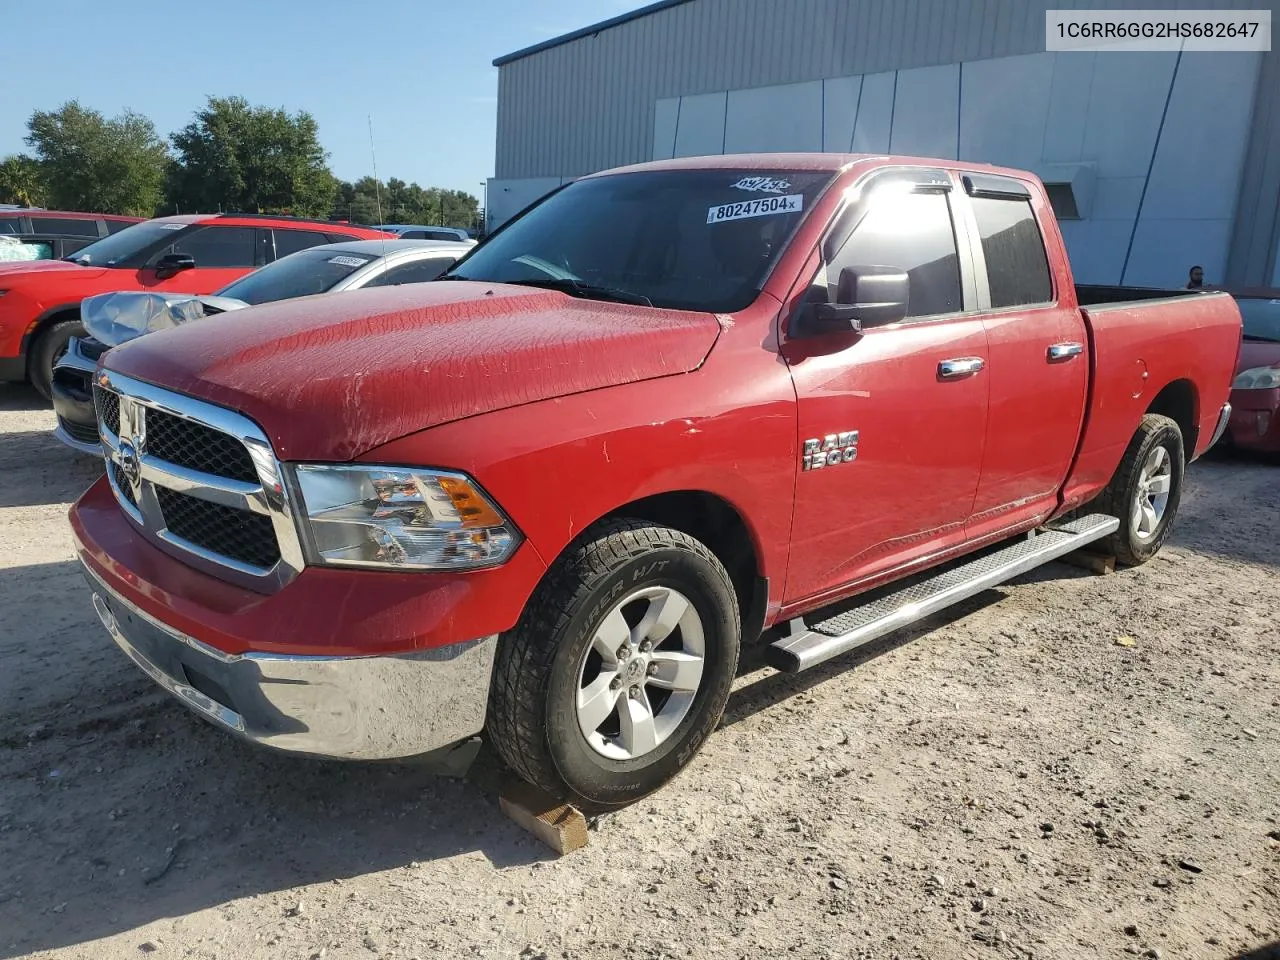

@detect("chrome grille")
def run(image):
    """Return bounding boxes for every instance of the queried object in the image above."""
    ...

[109,461,137,508]
[145,409,258,483]
[93,369,304,591]
[94,386,120,436]
[156,488,281,569]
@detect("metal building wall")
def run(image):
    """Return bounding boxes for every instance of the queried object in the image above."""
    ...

[1227,48,1280,286]
[493,0,1280,282]
[494,0,1264,181]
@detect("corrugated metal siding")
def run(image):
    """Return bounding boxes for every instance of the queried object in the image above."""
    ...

[1227,49,1280,286]
[494,0,1270,180]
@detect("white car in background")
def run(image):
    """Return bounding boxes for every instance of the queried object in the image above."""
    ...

[51,238,473,454]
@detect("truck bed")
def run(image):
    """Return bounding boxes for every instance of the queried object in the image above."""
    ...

[1075,284,1203,308]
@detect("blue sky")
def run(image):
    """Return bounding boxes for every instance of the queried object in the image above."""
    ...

[0,0,640,201]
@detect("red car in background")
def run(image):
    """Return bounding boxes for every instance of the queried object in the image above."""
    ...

[0,213,391,397]
[1223,289,1280,454]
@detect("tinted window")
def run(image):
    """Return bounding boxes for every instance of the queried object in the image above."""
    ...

[0,217,22,235]
[273,229,330,259]
[398,230,427,239]
[828,189,962,318]
[67,221,189,266]
[32,216,98,237]
[424,230,460,241]
[971,196,1053,308]
[105,219,134,234]
[217,248,374,305]
[166,226,257,268]
[364,257,457,287]
[449,169,833,313]
[1238,298,1280,343]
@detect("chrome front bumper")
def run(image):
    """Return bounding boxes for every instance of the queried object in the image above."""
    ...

[82,563,498,761]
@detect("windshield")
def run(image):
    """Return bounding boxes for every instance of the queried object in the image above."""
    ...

[68,221,189,266]
[1238,297,1280,343]
[217,248,375,305]
[446,168,834,312]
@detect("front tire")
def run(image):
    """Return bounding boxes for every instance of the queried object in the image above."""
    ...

[30,318,83,401]
[1097,414,1184,566]
[487,520,740,813]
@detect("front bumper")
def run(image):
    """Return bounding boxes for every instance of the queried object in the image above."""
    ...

[82,560,498,760]
[50,337,101,455]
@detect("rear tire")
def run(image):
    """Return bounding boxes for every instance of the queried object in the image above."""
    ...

[30,318,83,401]
[486,520,740,813]
[1096,414,1184,567]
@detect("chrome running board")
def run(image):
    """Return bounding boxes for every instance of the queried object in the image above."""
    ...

[765,514,1119,673]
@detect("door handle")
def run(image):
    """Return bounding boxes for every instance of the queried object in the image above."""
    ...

[1047,342,1084,362]
[938,357,985,379]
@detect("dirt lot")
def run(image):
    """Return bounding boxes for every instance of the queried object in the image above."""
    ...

[0,384,1277,960]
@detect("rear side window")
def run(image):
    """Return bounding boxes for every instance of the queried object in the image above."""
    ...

[828,190,963,318]
[364,257,457,287]
[167,226,257,268]
[32,216,98,237]
[971,196,1053,308]
[0,216,23,235]
[105,219,134,234]
[273,229,330,259]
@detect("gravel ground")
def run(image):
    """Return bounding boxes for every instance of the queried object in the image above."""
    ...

[1,383,1277,960]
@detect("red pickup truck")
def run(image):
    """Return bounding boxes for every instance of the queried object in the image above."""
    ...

[0,213,390,397]
[69,154,1240,813]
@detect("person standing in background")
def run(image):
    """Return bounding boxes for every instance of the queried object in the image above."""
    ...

[1186,265,1204,290]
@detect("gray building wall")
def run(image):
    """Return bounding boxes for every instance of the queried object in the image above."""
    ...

[492,0,1280,285]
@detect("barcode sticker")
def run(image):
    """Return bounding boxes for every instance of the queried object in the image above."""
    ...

[707,194,803,224]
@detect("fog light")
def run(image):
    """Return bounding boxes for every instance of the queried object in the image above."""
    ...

[1257,411,1272,436]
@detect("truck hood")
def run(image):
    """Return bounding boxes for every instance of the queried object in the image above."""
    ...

[103,281,722,461]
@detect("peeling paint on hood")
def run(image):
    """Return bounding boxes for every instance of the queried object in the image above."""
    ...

[103,281,722,461]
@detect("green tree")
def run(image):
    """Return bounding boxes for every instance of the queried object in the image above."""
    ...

[0,154,47,207]
[24,102,167,215]
[331,177,478,230]
[168,96,337,218]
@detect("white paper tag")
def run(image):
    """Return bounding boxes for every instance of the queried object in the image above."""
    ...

[707,194,803,224]
[328,255,370,267]
[160,223,185,230]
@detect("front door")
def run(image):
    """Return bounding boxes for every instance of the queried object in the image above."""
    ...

[782,172,991,607]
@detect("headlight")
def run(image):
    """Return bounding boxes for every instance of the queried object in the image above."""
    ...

[291,465,519,570]
[1232,365,1280,390]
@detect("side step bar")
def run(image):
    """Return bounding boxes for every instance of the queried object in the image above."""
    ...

[765,514,1119,674]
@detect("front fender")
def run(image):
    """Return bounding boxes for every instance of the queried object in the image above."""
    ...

[360,306,798,617]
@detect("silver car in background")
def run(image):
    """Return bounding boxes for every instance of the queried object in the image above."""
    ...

[52,239,472,454]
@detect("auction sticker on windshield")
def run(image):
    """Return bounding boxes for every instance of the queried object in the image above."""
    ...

[328,255,371,268]
[707,194,803,224]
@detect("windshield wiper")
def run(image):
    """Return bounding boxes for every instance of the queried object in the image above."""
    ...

[506,277,653,308]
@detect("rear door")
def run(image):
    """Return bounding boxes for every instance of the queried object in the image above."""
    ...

[954,174,1089,537]
[783,169,991,605]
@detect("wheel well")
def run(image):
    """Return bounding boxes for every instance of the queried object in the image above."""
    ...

[1145,379,1198,457]
[22,306,81,373]
[599,491,766,641]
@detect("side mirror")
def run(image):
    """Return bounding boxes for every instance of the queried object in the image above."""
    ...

[796,265,910,336]
[154,253,195,278]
